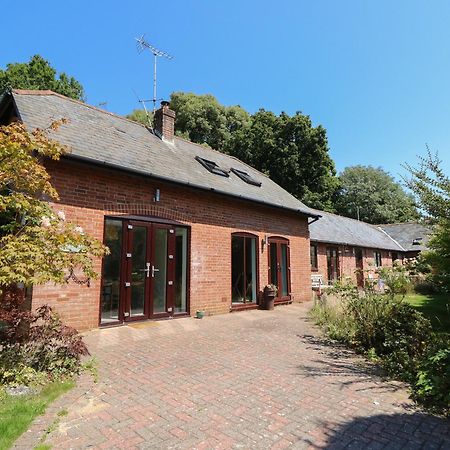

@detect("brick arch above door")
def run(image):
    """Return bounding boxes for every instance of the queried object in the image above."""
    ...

[102,203,190,223]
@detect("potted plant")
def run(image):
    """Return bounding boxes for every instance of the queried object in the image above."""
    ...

[263,284,278,310]
[196,310,205,319]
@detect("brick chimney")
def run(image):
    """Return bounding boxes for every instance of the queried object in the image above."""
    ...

[154,101,175,142]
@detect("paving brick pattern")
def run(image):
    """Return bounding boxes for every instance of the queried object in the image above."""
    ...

[14,303,450,449]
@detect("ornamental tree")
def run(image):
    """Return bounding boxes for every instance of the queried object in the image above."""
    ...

[0,120,107,292]
[404,151,450,289]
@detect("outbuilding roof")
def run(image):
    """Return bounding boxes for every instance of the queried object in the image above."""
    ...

[309,210,405,251]
[5,90,317,218]
[379,223,431,252]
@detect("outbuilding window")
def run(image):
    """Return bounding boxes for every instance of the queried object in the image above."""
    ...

[374,251,382,267]
[310,244,318,270]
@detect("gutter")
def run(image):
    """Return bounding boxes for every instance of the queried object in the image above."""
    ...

[64,154,320,220]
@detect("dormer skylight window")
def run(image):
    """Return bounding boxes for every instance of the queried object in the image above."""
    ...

[231,168,262,187]
[195,156,229,177]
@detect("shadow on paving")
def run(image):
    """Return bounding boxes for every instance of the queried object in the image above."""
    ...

[315,413,450,449]
[296,334,407,395]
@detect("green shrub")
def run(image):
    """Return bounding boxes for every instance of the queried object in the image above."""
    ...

[0,305,89,385]
[310,282,449,415]
[0,364,47,387]
[414,280,441,295]
[412,340,450,416]
[378,264,412,295]
[379,302,433,380]
[311,296,357,344]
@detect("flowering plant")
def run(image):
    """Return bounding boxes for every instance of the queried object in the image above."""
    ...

[264,284,278,293]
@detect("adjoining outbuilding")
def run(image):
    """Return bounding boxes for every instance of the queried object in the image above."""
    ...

[309,210,408,288]
[378,223,431,259]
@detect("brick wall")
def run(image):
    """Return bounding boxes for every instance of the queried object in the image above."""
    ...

[311,242,395,285]
[31,158,311,330]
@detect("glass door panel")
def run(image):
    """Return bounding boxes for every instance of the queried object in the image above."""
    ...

[152,228,168,314]
[280,244,288,297]
[232,236,245,303]
[269,243,278,286]
[268,239,290,301]
[175,228,188,313]
[130,225,148,317]
[245,237,257,302]
[101,219,122,324]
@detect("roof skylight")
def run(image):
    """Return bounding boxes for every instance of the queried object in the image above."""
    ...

[195,156,229,177]
[231,168,262,187]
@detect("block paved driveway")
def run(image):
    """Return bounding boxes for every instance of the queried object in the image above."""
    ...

[16,303,450,449]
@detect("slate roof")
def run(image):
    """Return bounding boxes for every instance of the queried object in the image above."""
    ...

[6,90,317,218]
[309,210,405,251]
[379,223,431,252]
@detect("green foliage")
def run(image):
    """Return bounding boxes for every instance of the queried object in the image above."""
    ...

[230,109,339,210]
[0,364,47,387]
[405,151,450,291]
[404,293,450,333]
[378,264,412,296]
[0,55,84,100]
[413,342,450,415]
[126,109,152,126]
[334,165,419,223]
[0,305,89,380]
[163,92,339,210]
[169,92,250,151]
[310,284,450,415]
[0,121,107,289]
[0,380,74,450]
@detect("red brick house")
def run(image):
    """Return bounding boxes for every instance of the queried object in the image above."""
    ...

[309,210,406,288]
[0,90,319,330]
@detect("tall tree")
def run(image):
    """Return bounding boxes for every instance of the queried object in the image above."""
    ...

[229,109,338,210]
[334,165,419,224]
[164,92,338,210]
[169,92,250,151]
[404,151,450,289]
[0,55,84,101]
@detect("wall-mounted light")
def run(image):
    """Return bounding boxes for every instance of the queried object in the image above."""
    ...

[261,235,269,250]
[154,188,161,202]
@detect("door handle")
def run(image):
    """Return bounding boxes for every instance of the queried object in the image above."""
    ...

[139,262,151,278]
[151,265,160,278]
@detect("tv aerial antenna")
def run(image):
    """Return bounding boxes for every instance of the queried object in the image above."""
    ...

[132,89,153,128]
[135,35,173,113]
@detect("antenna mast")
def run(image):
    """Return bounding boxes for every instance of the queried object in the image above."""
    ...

[136,35,173,113]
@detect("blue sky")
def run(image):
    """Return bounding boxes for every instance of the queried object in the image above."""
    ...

[2,0,450,179]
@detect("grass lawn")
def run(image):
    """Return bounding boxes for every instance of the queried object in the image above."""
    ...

[404,293,450,333]
[0,380,74,450]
